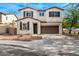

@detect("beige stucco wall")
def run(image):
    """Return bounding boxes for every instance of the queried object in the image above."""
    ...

[0,24,8,34]
[0,26,6,34]
[59,23,62,34]
[17,18,40,35]
[18,7,64,34]
[17,19,62,34]
[45,8,64,22]
[6,15,17,23]
[19,8,64,22]
[19,8,38,19]
[2,14,6,23]
[2,14,17,24]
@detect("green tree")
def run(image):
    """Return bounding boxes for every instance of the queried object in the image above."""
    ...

[63,18,71,29]
[64,4,79,34]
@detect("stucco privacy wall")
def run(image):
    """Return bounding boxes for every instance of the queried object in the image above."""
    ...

[17,18,40,34]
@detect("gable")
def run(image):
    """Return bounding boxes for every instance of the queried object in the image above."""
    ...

[46,8,64,12]
[45,7,64,11]
[19,7,37,11]
[16,17,41,22]
[19,7,64,12]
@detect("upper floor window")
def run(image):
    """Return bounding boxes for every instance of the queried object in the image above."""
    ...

[49,11,60,17]
[24,11,33,17]
[39,12,44,16]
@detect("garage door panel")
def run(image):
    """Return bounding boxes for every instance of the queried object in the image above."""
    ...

[41,26,59,34]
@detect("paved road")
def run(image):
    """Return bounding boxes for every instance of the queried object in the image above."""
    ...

[0,44,48,56]
[0,36,79,56]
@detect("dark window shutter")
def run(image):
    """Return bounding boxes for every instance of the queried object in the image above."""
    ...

[24,11,25,17]
[27,22,29,30]
[20,22,22,30]
[58,12,60,17]
[31,11,33,17]
[49,12,51,17]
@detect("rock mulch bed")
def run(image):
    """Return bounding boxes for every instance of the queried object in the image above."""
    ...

[0,35,42,41]
[17,35,42,41]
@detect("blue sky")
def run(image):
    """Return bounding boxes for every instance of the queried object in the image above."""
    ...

[0,3,67,16]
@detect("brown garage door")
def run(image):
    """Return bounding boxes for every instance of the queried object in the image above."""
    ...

[41,26,59,34]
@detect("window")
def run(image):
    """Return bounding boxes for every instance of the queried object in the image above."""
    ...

[39,12,44,16]
[19,22,30,30]
[27,22,29,30]
[49,11,60,17]
[24,11,33,17]
[20,22,22,30]
[23,23,27,30]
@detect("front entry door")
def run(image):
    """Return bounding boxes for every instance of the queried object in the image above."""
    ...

[33,23,38,34]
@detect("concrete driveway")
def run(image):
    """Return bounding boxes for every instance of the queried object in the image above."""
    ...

[0,35,78,56]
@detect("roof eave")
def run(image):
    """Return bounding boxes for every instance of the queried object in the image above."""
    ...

[45,7,64,11]
[16,17,41,22]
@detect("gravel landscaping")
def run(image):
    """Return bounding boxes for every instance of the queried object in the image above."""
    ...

[0,35,78,56]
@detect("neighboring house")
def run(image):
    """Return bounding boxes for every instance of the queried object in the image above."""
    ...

[63,28,79,35]
[0,12,17,34]
[71,28,79,35]
[17,7,64,34]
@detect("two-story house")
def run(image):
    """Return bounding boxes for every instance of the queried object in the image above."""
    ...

[0,12,17,34]
[17,7,64,34]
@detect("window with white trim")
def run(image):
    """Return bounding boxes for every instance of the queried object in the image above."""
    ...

[23,23,27,30]
[39,12,44,16]
[24,11,33,17]
[49,11,60,17]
